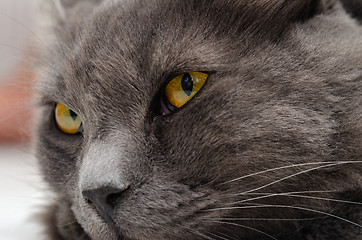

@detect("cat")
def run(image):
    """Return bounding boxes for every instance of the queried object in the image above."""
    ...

[34,0,362,239]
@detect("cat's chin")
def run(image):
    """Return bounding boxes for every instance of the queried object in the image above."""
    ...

[72,199,163,240]
[71,204,122,240]
[42,202,89,240]
[72,203,186,240]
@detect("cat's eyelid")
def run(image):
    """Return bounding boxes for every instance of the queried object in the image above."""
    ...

[36,96,62,108]
[34,91,65,107]
[37,96,82,119]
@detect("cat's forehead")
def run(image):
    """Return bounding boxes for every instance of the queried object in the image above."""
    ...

[43,1,252,111]
[40,0,322,115]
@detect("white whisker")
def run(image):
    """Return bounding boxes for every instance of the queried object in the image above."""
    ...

[0,43,57,71]
[202,204,362,228]
[0,11,52,52]
[220,161,361,185]
[49,2,73,62]
[79,231,89,240]
[228,161,362,196]
[284,194,362,205]
[224,192,361,206]
[212,231,239,240]
[240,190,340,195]
[0,105,33,123]
[176,224,216,240]
[200,217,320,221]
[220,162,334,185]
[57,220,79,228]
[207,232,232,240]
[201,220,279,240]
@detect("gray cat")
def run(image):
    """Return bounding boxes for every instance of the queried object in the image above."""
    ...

[35,0,362,239]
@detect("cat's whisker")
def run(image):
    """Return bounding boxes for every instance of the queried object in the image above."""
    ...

[279,194,362,205]
[78,231,89,240]
[239,190,341,195]
[0,43,58,71]
[213,231,239,240]
[0,105,34,123]
[49,2,73,62]
[1,2,74,71]
[223,192,362,206]
[200,220,279,240]
[200,217,322,221]
[224,161,362,196]
[220,161,360,185]
[198,174,223,189]
[0,10,53,52]
[0,81,35,93]
[207,231,236,240]
[175,224,217,240]
[57,220,79,228]
[202,204,362,228]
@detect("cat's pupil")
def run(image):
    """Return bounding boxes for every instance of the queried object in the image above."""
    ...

[70,109,78,121]
[181,73,193,96]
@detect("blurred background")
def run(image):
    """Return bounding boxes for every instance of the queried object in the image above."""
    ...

[0,0,48,239]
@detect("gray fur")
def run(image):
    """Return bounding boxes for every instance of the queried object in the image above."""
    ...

[35,0,361,239]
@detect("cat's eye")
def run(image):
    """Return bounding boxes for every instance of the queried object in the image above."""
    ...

[55,103,83,135]
[161,72,208,115]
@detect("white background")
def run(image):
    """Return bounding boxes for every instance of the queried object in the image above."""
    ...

[0,0,39,81]
[0,146,47,240]
[0,0,48,239]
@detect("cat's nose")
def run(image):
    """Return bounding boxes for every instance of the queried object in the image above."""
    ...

[82,185,130,221]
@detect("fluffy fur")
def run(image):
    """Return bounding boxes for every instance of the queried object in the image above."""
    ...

[35,0,361,239]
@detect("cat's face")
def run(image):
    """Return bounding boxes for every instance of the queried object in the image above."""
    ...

[35,0,362,239]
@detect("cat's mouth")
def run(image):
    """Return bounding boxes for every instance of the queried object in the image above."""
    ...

[69,203,148,240]
[117,233,132,240]
[67,210,131,240]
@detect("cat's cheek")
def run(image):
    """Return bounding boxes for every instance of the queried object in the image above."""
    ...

[72,197,119,240]
[71,176,220,240]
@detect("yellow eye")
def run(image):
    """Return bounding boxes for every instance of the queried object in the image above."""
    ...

[55,103,83,135]
[164,72,208,109]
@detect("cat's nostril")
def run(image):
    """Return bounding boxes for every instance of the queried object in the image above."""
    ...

[82,185,130,221]
[106,185,131,209]
[106,189,129,209]
[85,197,93,205]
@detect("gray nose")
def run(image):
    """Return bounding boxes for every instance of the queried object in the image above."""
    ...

[82,185,130,223]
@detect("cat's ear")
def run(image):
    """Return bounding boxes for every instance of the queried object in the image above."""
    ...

[272,0,328,22]
[50,0,106,41]
[234,0,329,39]
[54,0,105,20]
[252,0,328,24]
[341,0,362,21]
